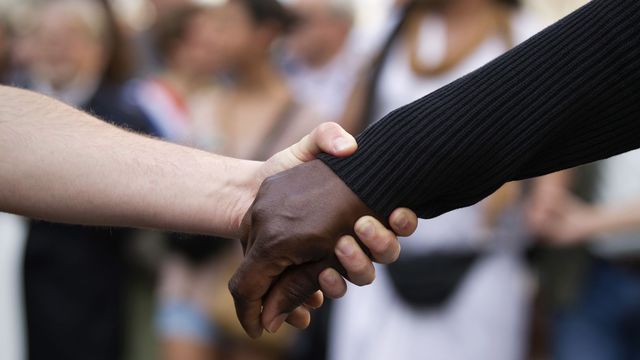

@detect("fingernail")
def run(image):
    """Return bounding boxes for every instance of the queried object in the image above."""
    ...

[397,215,409,230]
[325,271,338,285]
[333,138,353,153]
[267,314,287,334]
[336,237,355,257]
[357,220,374,238]
[321,269,339,286]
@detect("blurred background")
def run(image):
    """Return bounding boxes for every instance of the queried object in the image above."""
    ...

[4,0,640,360]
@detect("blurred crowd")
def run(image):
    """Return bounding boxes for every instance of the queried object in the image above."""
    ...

[2,0,640,360]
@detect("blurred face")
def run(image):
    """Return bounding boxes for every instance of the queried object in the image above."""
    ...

[31,6,107,89]
[208,2,273,72]
[171,11,221,76]
[287,1,352,66]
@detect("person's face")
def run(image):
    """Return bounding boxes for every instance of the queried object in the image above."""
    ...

[208,2,273,71]
[171,11,221,75]
[31,7,106,88]
[287,1,351,65]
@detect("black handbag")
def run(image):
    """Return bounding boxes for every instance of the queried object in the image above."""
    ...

[386,252,479,309]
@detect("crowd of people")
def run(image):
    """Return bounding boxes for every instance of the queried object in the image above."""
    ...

[1,0,639,359]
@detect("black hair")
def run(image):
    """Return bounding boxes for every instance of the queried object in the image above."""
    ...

[231,0,298,33]
[154,5,206,60]
[95,0,136,84]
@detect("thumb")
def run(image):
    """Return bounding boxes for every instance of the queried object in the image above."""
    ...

[261,122,357,177]
[293,122,357,161]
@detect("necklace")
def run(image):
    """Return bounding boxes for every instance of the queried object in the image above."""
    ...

[405,6,514,77]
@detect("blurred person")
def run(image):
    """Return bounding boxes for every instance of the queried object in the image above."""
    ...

[156,1,329,359]
[3,5,40,87]
[530,150,640,360]
[293,1,543,359]
[19,1,153,359]
[193,0,324,158]
[134,0,193,75]
[133,5,219,144]
[281,0,363,122]
[138,5,227,360]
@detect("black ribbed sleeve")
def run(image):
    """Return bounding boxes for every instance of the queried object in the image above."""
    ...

[319,0,640,219]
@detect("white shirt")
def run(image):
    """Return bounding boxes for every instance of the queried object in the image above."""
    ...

[329,11,541,360]
[284,37,366,122]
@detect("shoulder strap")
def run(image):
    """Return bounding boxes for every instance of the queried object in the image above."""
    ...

[251,99,299,161]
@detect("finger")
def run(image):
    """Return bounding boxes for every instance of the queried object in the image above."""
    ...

[284,306,312,330]
[281,292,323,332]
[228,250,287,339]
[389,208,418,237]
[319,268,347,299]
[355,216,401,264]
[262,123,357,176]
[304,290,324,309]
[261,261,333,334]
[335,236,376,286]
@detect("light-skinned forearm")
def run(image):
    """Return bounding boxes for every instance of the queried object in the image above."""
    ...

[0,86,258,237]
[590,201,640,236]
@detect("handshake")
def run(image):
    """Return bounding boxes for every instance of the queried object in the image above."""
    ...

[229,123,418,338]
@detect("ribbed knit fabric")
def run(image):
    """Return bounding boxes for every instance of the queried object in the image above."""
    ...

[319,0,640,219]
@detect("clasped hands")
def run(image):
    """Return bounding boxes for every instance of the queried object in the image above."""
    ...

[229,123,418,338]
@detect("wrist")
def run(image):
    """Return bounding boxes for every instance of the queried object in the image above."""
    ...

[580,205,609,237]
[223,159,262,239]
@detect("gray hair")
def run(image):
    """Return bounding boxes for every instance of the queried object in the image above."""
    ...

[39,0,110,43]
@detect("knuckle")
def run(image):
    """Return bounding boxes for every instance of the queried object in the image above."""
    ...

[228,277,241,299]
[317,121,338,134]
[284,285,312,308]
[371,234,393,254]
[228,275,249,301]
[349,256,370,274]
[279,283,315,313]
[387,248,401,263]
[251,203,271,222]
[278,270,319,311]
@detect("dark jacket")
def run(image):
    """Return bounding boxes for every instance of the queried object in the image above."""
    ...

[23,82,153,360]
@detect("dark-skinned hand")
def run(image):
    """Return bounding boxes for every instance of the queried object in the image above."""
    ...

[229,159,416,338]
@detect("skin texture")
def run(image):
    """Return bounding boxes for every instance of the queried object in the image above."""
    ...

[0,85,418,333]
[230,160,412,338]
